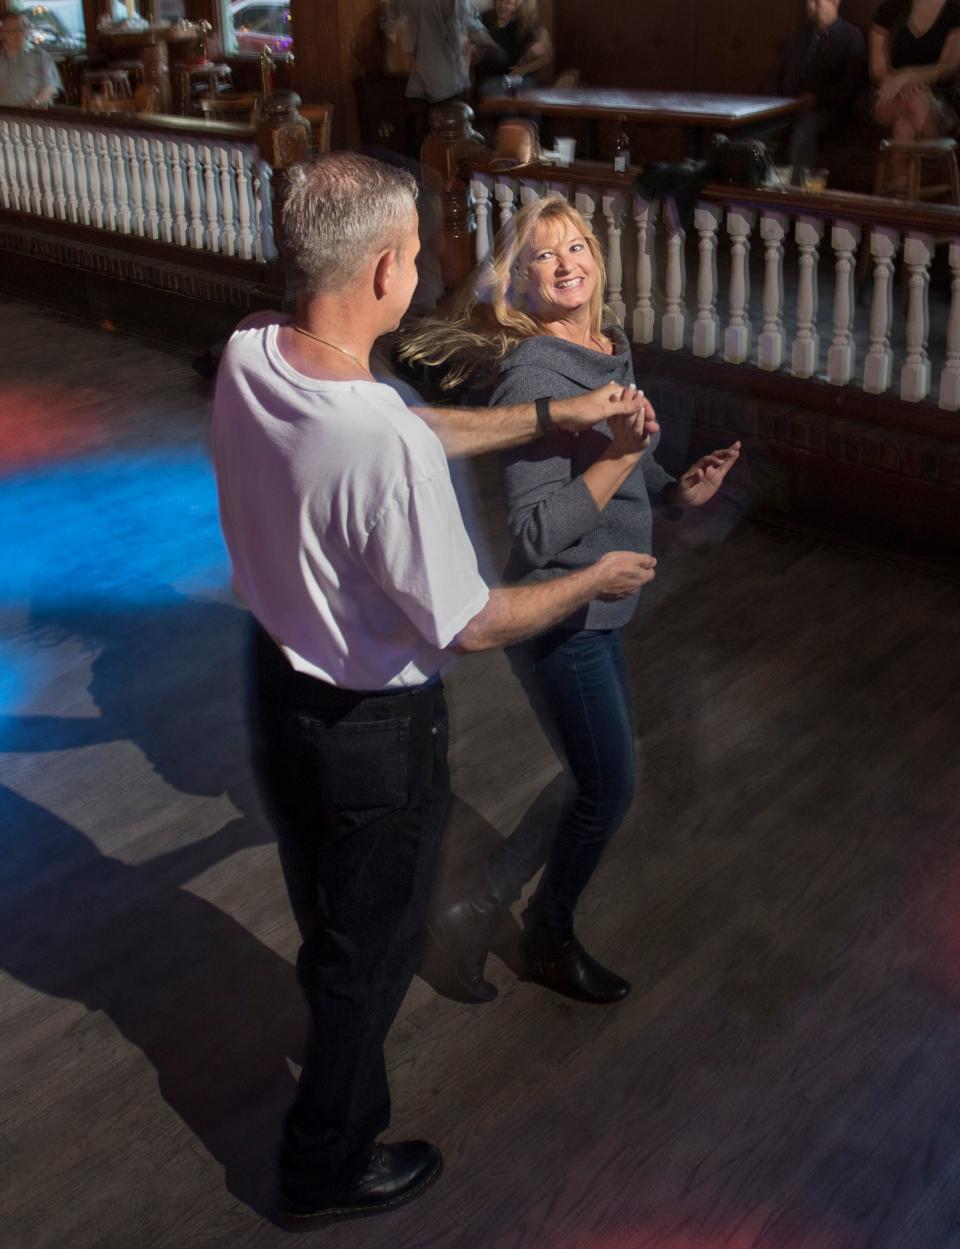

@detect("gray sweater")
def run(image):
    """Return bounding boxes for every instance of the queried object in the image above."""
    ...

[491,327,675,630]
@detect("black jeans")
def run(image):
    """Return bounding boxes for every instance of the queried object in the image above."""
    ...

[248,626,450,1206]
[485,628,636,932]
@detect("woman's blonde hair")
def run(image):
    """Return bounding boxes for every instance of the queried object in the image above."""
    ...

[399,193,607,390]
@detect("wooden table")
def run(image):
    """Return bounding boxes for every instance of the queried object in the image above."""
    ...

[479,88,807,158]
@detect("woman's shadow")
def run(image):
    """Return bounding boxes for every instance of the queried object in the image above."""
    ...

[0,597,306,1216]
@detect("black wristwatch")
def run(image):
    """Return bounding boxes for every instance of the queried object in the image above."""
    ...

[535,396,555,436]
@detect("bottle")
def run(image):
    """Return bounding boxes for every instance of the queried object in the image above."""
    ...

[613,115,630,173]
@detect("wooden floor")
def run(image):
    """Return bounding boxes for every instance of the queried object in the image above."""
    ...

[3,299,960,1249]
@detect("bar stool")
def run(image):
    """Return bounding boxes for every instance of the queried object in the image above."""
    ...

[110,59,146,92]
[81,68,132,110]
[177,63,232,116]
[874,137,960,204]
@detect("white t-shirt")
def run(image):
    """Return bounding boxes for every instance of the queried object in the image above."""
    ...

[212,313,490,690]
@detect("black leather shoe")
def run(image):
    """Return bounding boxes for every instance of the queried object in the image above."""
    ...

[278,1140,443,1232]
[425,891,507,1003]
[520,930,631,1004]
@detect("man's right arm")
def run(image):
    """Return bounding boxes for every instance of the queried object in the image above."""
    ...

[452,551,656,653]
[413,382,648,459]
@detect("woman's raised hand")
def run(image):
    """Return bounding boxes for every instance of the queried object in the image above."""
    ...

[607,389,659,457]
[674,442,741,507]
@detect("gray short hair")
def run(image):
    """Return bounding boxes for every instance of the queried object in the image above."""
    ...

[281,152,418,295]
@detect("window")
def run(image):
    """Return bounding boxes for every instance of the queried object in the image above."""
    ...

[222,0,293,55]
[24,1,86,52]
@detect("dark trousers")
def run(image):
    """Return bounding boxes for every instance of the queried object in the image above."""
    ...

[485,628,636,932]
[248,626,450,1206]
[788,107,835,177]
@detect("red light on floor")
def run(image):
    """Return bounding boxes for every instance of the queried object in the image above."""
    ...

[0,384,109,470]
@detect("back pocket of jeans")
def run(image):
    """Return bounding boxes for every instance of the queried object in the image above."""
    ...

[299,715,410,831]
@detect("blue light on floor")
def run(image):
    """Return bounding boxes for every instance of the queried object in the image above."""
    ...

[0,447,230,609]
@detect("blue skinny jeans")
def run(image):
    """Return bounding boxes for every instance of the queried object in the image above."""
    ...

[484,627,637,933]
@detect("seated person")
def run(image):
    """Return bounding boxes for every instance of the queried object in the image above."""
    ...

[869,0,960,184]
[476,0,552,96]
[771,0,866,179]
[0,10,62,108]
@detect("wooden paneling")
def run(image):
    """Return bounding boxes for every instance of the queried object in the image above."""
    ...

[290,0,381,149]
[557,0,805,93]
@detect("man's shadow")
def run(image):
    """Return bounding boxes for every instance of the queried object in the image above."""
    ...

[0,594,527,1208]
[0,598,306,1215]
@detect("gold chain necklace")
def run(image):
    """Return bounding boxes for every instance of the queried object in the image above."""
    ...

[292,324,371,377]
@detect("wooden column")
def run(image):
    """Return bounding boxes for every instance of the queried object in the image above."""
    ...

[256,90,310,285]
[420,101,487,293]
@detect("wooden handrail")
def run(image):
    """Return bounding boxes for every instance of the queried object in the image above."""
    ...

[458,152,960,235]
[0,104,254,143]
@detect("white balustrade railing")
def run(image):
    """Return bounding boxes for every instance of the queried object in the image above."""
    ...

[466,164,960,412]
[0,111,276,262]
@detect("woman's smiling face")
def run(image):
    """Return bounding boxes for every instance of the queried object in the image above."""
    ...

[521,216,598,321]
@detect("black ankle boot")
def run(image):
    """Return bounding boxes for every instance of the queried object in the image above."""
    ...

[520,926,630,1005]
[425,890,506,1003]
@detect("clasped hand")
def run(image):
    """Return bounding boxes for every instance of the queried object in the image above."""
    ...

[607,390,660,456]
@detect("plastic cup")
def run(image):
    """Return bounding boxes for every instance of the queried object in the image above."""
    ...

[555,137,576,166]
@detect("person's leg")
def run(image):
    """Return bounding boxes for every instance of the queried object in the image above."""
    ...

[875,94,919,186]
[428,627,636,1003]
[788,108,834,180]
[521,628,636,934]
[249,626,449,1210]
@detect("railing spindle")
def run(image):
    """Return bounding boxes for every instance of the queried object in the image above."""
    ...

[111,132,130,232]
[662,205,686,351]
[632,195,657,344]
[61,126,78,223]
[84,129,103,229]
[692,202,721,358]
[0,119,12,210]
[494,175,517,233]
[863,226,899,395]
[471,171,493,264]
[827,221,861,386]
[36,122,54,218]
[169,139,187,246]
[724,208,755,364]
[49,125,65,219]
[201,143,220,251]
[218,144,235,256]
[155,138,172,243]
[140,135,159,240]
[791,216,824,379]
[72,127,90,225]
[233,146,253,260]
[14,123,30,214]
[184,141,204,248]
[601,190,627,327]
[901,232,933,403]
[126,134,144,235]
[23,121,42,214]
[757,211,787,371]
[97,130,116,230]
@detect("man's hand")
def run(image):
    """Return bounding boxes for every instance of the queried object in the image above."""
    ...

[594,550,657,601]
[551,382,648,434]
[674,441,741,507]
[607,392,659,457]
